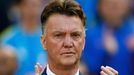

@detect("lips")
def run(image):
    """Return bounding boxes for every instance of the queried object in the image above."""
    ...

[60,52,75,55]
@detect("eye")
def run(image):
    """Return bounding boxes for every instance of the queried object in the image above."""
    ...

[55,33,62,37]
[71,32,81,40]
[53,33,64,39]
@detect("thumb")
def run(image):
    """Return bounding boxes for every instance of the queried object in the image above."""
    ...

[35,63,43,75]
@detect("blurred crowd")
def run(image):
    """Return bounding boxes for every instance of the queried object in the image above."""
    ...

[0,0,134,75]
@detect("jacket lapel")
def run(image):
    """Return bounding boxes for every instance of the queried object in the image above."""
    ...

[41,68,47,75]
[41,67,82,75]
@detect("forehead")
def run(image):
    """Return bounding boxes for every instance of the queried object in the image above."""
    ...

[45,14,84,32]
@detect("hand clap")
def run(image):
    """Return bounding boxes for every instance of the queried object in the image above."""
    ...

[100,66,118,75]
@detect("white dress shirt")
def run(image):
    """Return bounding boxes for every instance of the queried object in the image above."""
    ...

[46,65,79,75]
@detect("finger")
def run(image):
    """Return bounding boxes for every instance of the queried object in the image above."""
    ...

[100,71,108,75]
[101,66,114,75]
[36,63,43,72]
[106,66,118,75]
[35,65,40,75]
[35,63,42,75]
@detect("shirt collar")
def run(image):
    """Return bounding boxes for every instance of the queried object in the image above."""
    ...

[46,65,55,75]
[46,64,79,75]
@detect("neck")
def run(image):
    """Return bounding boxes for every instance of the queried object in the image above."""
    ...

[48,61,79,75]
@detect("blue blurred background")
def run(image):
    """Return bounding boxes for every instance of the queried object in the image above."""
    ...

[0,0,134,75]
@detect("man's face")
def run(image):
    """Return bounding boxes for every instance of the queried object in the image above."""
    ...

[41,14,85,67]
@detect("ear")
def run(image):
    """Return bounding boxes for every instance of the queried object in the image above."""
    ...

[41,35,47,51]
[82,38,85,51]
[82,29,86,51]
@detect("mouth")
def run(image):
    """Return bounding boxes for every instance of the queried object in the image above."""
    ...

[60,52,75,56]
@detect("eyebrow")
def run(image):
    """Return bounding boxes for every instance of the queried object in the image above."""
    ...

[52,30,83,34]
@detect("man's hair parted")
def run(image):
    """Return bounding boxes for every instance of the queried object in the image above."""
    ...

[41,0,86,34]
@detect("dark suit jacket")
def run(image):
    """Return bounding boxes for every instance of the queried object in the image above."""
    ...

[41,68,47,75]
[41,68,82,75]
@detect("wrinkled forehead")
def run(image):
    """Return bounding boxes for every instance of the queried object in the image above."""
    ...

[45,14,85,33]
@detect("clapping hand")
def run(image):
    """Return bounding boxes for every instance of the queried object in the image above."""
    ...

[100,66,118,75]
[35,63,42,75]
[35,63,118,75]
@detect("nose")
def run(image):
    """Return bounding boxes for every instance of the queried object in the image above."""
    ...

[63,35,73,48]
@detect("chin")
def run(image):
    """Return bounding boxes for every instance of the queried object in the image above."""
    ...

[60,57,78,67]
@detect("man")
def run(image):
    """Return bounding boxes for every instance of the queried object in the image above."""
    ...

[36,0,118,75]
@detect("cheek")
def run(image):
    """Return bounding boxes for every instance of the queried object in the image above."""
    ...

[46,38,63,54]
[74,39,85,54]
